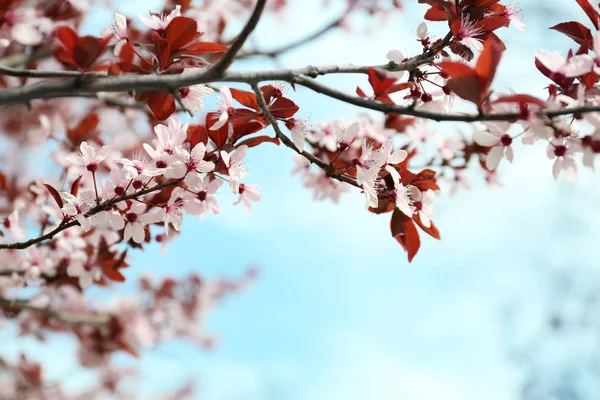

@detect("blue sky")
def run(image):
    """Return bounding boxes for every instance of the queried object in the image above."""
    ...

[5,1,600,399]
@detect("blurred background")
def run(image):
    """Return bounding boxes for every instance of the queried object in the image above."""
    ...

[5,0,600,399]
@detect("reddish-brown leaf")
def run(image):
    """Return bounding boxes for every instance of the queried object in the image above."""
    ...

[205,113,229,147]
[446,75,483,105]
[187,125,209,148]
[73,36,108,70]
[414,214,441,240]
[494,94,547,107]
[437,61,475,78]
[70,175,82,196]
[575,0,599,29]
[151,31,171,69]
[165,16,198,51]
[184,41,229,55]
[550,21,594,48]
[390,209,420,262]
[475,35,504,94]
[269,97,299,119]
[230,88,259,110]
[236,135,280,148]
[43,184,63,209]
[147,91,175,120]
[54,26,79,49]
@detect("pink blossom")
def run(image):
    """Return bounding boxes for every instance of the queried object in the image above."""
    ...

[139,5,181,31]
[61,191,95,232]
[178,85,214,112]
[408,187,435,228]
[546,138,578,180]
[67,259,101,289]
[333,121,359,149]
[174,142,215,177]
[102,12,128,55]
[210,87,233,131]
[535,50,592,80]
[122,203,161,243]
[159,188,185,235]
[145,117,188,156]
[455,16,484,52]
[473,122,514,170]
[234,183,261,214]
[183,175,223,219]
[285,118,308,151]
[67,141,109,173]
[221,145,248,193]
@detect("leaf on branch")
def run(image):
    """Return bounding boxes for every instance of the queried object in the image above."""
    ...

[235,135,280,148]
[70,175,82,197]
[575,0,600,30]
[390,208,421,262]
[550,21,594,49]
[43,184,63,209]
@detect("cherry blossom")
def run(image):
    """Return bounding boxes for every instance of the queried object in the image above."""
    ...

[473,123,515,170]
[66,142,109,173]
[221,145,248,193]
[60,191,96,232]
[409,187,435,228]
[178,85,214,112]
[454,16,484,52]
[285,118,308,151]
[333,121,359,150]
[234,184,261,214]
[535,50,592,80]
[159,188,185,235]
[546,138,578,180]
[102,12,128,55]
[210,87,233,130]
[139,5,181,31]
[122,203,161,243]
[182,175,223,220]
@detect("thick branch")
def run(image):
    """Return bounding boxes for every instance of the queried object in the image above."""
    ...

[251,83,360,188]
[0,57,432,106]
[206,0,267,77]
[0,178,182,251]
[0,298,111,326]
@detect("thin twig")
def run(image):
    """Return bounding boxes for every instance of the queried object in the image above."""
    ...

[0,178,182,250]
[206,0,268,77]
[0,298,111,326]
[238,0,359,59]
[251,83,360,188]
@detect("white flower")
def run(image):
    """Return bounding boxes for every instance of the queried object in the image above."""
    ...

[159,188,185,235]
[183,175,223,219]
[61,191,95,232]
[221,145,248,193]
[333,121,359,149]
[179,85,214,112]
[122,203,161,243]
[102,12,128,55]
[66,141,109,172]
[473,122,514,170]
[536,50,593,79]
[210,87,233,131]
[234,183,261,214]
[386,49,404,64]
[546,138,578,180]
[416,22,428,40]
[139,5,181,31]
[409,187,435,228]
[67,259,101,288]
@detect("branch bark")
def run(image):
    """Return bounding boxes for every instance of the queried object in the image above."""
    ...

[251,83,360,188]
[0,178,182,251]
[0,298,111,326]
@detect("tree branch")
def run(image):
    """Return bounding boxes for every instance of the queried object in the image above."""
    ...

[0,178,182,251]
[238,0,358,59]
[0,298,111,326]
[0,56,432,106]
[251,83,360,188]
[205,0,267,77]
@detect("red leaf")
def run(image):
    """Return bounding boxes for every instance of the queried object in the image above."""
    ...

[187,125,209,148]
[67,113,100,145]
[269,97,299,119]
[475,35,504,94]
[54,26,78,49]
[390,209,420,262]
[414,214,441,240]
[43,184,63,209]
[151,31,171,69]
[235,135,280,148]
[550,21,594,48]
[575,0,599,30]
[446,75,483,105]
[205,113,229,147]
[437,61,475,78]
[73,36,108,70]
[494,94,546,107]
[230,120,266,143]
[184,41,229,55]
[165,17,198,51]
[103,267,125,282]
[367,67,396,94]
[147,91,175,120]
[230,88,259,110]
[70,175,82,196]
